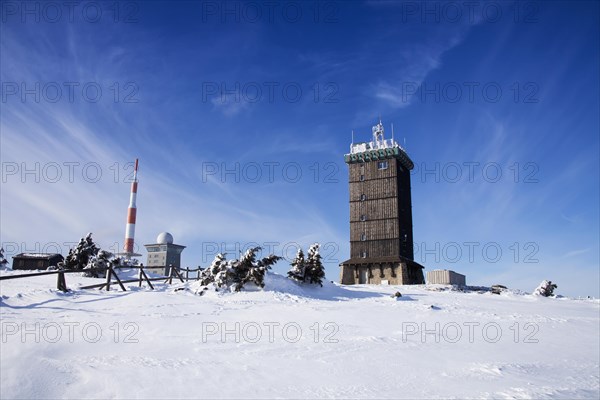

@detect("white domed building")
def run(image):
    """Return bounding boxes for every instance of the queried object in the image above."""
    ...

[144,232,186,275]
[156,232,173,245]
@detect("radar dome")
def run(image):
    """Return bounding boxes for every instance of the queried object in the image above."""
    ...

[156,232,174,244]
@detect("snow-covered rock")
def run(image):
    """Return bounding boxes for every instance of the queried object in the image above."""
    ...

[534,279,558,297]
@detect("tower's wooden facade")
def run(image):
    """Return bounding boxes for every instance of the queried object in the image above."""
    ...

[339,121,425,285]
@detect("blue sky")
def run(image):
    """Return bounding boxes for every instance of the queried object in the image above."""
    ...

[1,1,598,297]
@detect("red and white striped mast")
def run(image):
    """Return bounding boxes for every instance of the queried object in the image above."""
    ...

[122,158,141,258]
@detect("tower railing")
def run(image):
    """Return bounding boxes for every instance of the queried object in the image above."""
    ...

[350,138,402,155]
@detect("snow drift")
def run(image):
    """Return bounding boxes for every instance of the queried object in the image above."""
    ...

[1,270,598,399]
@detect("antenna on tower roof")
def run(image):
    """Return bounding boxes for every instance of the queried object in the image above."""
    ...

[351,130,354,145]
[391,123,394,142]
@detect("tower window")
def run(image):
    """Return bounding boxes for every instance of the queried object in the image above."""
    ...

[378,161,389,170]
[361,251,368,258]
[360,214,367,221]
[361,233,366,241]
[360,174,365,181]
[360,194,366,201]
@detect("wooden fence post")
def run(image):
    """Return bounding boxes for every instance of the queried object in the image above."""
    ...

[105,265,112,291]
[104,265,126,292]
[166,264,185,285]
[138,265,154,290]
[57,271,69,292]
[174,266,184,283]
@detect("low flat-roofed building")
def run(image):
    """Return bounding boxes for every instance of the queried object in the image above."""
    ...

[426,269,466,287]
[12,253,64,270]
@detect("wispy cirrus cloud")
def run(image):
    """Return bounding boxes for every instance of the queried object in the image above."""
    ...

[562,248,592,258]
[0,24,344,270]
[211,95,251,117]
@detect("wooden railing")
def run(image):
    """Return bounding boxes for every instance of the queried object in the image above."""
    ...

[180,267,203,282]
[0,265,203,293]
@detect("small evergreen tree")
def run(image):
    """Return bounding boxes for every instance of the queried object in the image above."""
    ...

[232,247,280,291]
[63,233,100,270]
[305,243,325,287]
[56,233,132,278]
[287,244,325,287]
[0,247,9,270]
[198,248,281,291]
[198,253,229,287]
[287,248,306,282]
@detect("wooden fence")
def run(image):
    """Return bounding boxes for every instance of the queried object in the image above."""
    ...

[0,265,204,293]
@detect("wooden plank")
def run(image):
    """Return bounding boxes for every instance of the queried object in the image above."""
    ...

[111,268,127,291]
[0,270,62,280]
[0,267,107,281]
[139,267,154,290]
[80,276,166,290]
[173,268,185,283]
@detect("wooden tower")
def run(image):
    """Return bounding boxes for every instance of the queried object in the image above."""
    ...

[339,120,425,285]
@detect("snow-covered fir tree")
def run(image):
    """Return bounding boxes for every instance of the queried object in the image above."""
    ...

[198,253,229,287]
[61,234,135,277]
[287,248,306,282]
[231,247,280,291]
[287,244,325,287]
[305,243,325,287]
[534,280,558,297]
[61,233,117,277]
[63,233,100,270]
[198,248,280,292]
[0,247,9,270]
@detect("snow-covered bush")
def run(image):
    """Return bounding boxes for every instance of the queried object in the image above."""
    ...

[534,280,558,297]
[83,250,114,278]
[0,247,9,270]
[111,256,139,268]
[287,243,325,287]
[198,247,280,292]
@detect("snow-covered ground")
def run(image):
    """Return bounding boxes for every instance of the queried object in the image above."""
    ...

[1,270,598,399]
